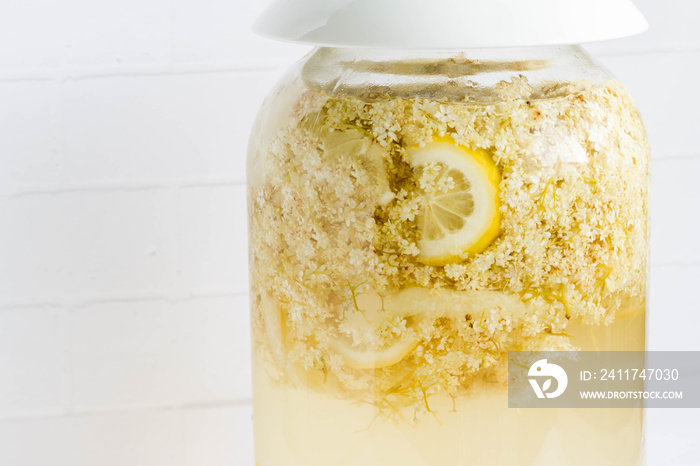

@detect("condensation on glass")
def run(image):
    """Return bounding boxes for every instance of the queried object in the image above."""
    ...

[247,46,649,466]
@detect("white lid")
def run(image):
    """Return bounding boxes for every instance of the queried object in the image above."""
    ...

[254,0,648,49]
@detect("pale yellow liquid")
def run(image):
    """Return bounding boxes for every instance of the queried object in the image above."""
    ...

[253,307,645,466]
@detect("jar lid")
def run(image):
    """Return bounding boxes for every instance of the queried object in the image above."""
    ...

[253,0,648,49]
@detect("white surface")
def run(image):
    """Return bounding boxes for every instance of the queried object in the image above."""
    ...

[0,0,697,465]
[255,0,648,48]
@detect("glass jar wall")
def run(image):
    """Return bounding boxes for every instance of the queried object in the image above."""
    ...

[248,46,649,466]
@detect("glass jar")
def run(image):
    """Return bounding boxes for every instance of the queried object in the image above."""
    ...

[247,44,649,466]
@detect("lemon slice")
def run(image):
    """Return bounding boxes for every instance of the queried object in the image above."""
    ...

[259,293,289,371]
[386,287,527,321]
[259,293,311,387]
[322,127,393,205]
[407,140,501,265]
[329,287,524,370]
[330,292,420,370]
[330,335,419,371]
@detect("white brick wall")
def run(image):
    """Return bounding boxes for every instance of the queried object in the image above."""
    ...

[0,0,697,465]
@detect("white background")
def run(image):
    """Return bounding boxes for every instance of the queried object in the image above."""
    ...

[0,0,698,465]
